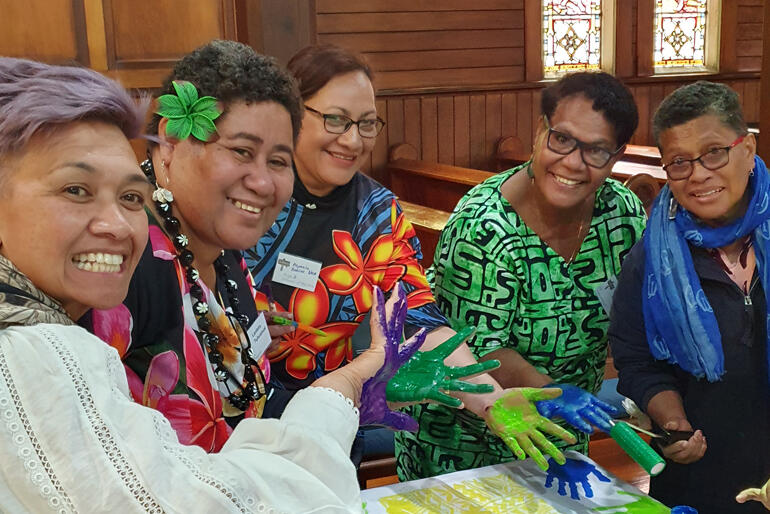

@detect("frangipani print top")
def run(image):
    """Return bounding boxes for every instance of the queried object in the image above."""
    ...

[245,171,447,390]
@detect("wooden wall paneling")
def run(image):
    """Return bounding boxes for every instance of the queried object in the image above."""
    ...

[760,0,770,160]
[633,86,651,146]
[260,0,316,66]
[403,97,422,160]
[735,0,764,72]
[317,11,521,33]
[743,80,760,122]
[501,93,517,139]
[420,97,439,163]
[386,98,405,163]
[485,93,503,169]
[454,96,471,168]
[0,0,86,64]
[531,89,542,157]
[524,0,543,82]
[321,29,523,53]
[636,0,654,76]
[437,96,455,164]
[316,0,521,12]
[720,0,739,72]
[469,95,487,169]
[648,85,665,127]
[615,0,635,77]
[365,48,523,72]
[516,91,533,155]
[375,67,524,93]
[99,0,242,88]
[371,98,389,182]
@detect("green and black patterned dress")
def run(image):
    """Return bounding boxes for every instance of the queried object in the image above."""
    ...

[395,163,646,480]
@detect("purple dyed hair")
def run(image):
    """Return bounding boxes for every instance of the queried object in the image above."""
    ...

[0,57,147,157]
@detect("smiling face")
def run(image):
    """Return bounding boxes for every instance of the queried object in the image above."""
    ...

[661,115,756,226]
[0,121,150,320]
[294,71,378,197]
[157,100,294,262]
[530,94,621,211]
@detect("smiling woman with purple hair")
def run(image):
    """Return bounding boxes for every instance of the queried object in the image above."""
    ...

[0,56,412,513]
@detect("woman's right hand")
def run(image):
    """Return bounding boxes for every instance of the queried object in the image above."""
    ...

[658,419,706,464]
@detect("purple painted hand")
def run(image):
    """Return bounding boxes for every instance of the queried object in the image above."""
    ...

[358,283,427,431]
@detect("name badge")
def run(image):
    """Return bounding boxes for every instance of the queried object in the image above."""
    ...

[272,252,322,292]
[595,275,619,316]
[247,313,272,361]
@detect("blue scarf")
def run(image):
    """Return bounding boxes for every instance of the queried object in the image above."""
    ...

[642,155,770,381]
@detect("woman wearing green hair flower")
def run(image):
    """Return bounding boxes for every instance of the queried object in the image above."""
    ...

[81,40,306,451]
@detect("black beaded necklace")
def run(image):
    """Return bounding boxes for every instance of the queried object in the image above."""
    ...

[141,158,263,411]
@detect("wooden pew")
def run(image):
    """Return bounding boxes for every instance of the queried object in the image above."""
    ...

[399,201,451,268]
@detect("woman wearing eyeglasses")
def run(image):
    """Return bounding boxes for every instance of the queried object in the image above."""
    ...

[245,45,578,471]
[394,71,647,480]
[609,81,770,512]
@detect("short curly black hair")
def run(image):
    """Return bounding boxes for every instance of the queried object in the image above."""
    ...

[148,40,302,145]
[541,71,638,148]
[652,81,747,147]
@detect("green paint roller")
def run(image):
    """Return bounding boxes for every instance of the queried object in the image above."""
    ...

[609,420,666,476]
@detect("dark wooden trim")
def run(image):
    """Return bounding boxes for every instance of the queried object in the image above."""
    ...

[758,0,770,160]
[524,0,542,82]
[72,0,90,66]
[243,0,264,51]
[101,0,116,69]
[719,0,739,73]
[375,71,760,97]
[636,0,654,77]
[615,0,635,78]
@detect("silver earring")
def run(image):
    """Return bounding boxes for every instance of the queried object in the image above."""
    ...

[152,161,174,204]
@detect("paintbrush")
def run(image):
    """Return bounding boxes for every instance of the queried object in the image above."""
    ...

[271,315,328,337]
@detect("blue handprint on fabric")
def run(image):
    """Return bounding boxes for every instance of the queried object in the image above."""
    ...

[544,457,612,500]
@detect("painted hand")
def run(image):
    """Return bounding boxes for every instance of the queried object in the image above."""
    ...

[593,491,671,513]
[385,325,499,408]
[359,284,427,431]
[544,457,610,500]
[736,476,770,510]
[485,387,577,470]
[536,383,619,434]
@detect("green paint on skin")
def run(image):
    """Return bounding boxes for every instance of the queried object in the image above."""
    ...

[386,327,499,407]
[593,492,670,513]
[487,388,575,471]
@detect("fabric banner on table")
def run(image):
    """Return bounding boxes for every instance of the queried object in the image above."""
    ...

[361,451,669,513]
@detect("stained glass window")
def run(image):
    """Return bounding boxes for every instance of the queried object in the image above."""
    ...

[542,0,603,78]
[654,0,710,72]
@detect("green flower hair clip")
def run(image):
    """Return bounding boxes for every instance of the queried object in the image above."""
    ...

[156,81,222,142]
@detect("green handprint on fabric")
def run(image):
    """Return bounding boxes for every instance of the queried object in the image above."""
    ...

[593,491,670,513]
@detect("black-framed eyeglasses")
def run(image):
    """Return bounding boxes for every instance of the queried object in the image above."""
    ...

[544,117,622,169]
[662,134,747,181]
[304,105,385,138]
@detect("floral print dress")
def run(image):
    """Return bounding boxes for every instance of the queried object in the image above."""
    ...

[83,213,284,453]
[245,171,448,390]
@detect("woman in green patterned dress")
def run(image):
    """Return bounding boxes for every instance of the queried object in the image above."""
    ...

[396,72,647,480]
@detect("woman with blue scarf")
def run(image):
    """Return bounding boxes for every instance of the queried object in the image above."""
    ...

[610,81,770,513]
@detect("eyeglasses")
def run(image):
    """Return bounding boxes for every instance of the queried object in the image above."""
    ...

[304,105,385,138]
[662,134,747,181]
[544,117,622,169]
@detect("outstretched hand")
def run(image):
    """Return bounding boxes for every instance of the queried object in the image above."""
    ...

[485,387,577,470]
[544,457,611,500]
[385,325,499,408]
[536,383,619,434]
[358,284,427,431]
